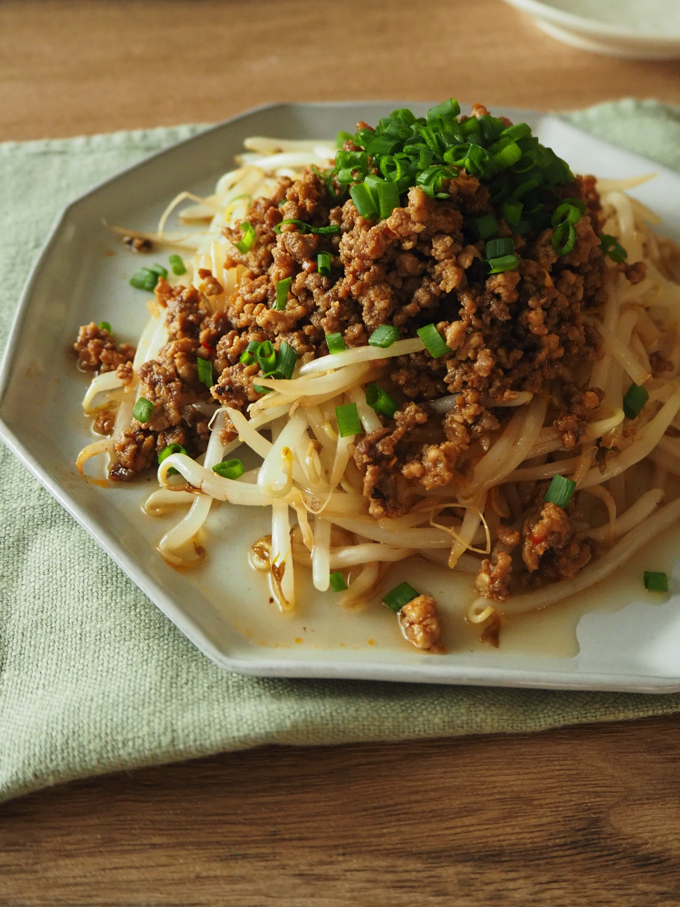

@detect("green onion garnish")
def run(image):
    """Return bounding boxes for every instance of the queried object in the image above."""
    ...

[368,324,399,349]
[275,277,292,311]
[335,402,361,437]
[366,384,398,419]
[492,140,522,170]
[552,201,583,228]
[552,222,576,256]
[234,222,257,254]
[383,581,419,613]
[502,200,523,226]
[277,341,298,380]
[329,571,348,592]
[474,214,498,240]
[274,218,310,234]
[149,263,168,279]
[129,268,159,292]
[326,332,346,354]
[253,384,273,395]
[213,458,246,480]
[544,475,576,508]
[169,254,186,275]
[350,182,379,219]
[132,397,154,424]
[485,237,514,259]
[644,571,668,593]
[623,383,649,420]
[240,340,261,365]
[98,321,112,333]
[374,178,401,218]
[318,252,332,277]
[600,234,627,263]
[488,254,520,274]
[159,442,187,475]
[257,340,277,372]
[310,224,341,235]
[197,356,213,389]
[417,323,449,359]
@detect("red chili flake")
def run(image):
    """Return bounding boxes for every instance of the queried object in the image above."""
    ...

[201,341,216,353]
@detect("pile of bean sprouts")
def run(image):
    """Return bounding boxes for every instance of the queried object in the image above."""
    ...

[78,135,680,635]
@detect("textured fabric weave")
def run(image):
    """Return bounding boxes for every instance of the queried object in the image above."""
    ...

[2,102,680,805]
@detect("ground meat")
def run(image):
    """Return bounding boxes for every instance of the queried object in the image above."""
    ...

[521,501,592,578]
[475,550,513,602]
[552,385,604,449]
[353,403,429,517]
[73,323,135,372]
[123,235,152,253]
[398,594,442,650]
[109,428,157,481]
[93,409,116,436]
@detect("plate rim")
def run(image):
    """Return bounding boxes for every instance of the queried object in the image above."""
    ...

[3,100,680,692]
[501,0,680,44]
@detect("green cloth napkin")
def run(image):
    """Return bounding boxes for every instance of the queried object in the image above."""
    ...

[3,100,680,806]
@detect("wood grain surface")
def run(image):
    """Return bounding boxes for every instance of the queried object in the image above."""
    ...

[3,1,680,903]
[3,717,680,906]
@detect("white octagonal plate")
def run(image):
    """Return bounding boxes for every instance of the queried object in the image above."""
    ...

[3,102,680,691]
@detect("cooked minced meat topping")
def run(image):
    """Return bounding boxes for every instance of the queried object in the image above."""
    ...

[74,102,646,601]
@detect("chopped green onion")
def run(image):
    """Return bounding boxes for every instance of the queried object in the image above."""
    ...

[623,383,649,420]
[600,234,627,263]
[644,571,668,593]
[234,222,257,253]
[310,224,341,235]
[474,214,498,240]
[383,581,419,613]
[485,237,514,259]
[502,122,532,142]
[350,182,379,219]
[329,571,348,592]
[488,254,520,274]
[317,252,332,277]
[129,268,159,292]
[97,321,112,333]
[169,254,186,275]
[552,222,576,256]
[275,277,292,311]
[368,324,399,349]
[512,178,542,200]
[326,332,346,354]
[277,340,298,380]
[366,384,398,419]
[492,140,522,170]
[159,442,187,475]
[273,218,310,234]
[335,402,361,437]
[417,323,449,359]
[240,340,261,365]
[132,397,154,424]
[375,179,401,218]
[159,443,187,463]
[197,356,213,389]
[503,200,523,226]
[149,263,168,279]
[544,474,576,508]
[336,130,354,149]
[257,340,277,372]
[213,458,245,480]
[551,202,582,228]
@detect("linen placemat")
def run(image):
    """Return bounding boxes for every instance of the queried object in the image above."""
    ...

[3,100,680,805]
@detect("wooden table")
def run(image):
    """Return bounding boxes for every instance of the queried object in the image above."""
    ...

[2,1,680,903]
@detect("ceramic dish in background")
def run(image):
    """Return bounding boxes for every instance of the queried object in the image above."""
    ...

[3,101,680,692]
[502,0,680,59]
